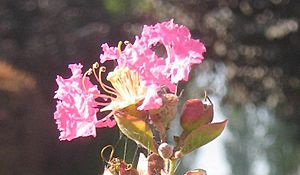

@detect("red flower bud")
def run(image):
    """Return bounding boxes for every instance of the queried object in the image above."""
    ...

[180,99,214,132]
[174,151,183,159]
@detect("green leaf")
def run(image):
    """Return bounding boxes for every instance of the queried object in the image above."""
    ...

[114,112,158,153]
[179,120,228,156]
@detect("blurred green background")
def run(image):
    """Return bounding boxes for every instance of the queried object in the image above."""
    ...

[0,0,299,174]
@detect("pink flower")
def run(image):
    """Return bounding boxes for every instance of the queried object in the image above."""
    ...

[54,20,206,141]
[99,43,119,63]
[138,19,206,84]
[54,64,115,141]
[99,20,206,110]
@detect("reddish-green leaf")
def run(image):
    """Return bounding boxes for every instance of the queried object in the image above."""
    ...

[179,120,228,155]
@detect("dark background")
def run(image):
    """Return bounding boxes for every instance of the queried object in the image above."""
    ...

[0,0,299,174]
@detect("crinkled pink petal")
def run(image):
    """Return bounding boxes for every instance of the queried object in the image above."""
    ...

[118,20,205,93]
[54,63,109,141]
[139,19,206,84]
[95,116,116,128]
[137,85,162,110]
[98,20,206,111]
[122,37,176,91]
[99,43,120,63]
[54,101,97,141]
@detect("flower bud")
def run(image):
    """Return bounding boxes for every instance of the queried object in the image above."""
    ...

[174,151,182,159]
[158,142,173,159]
[180,99,214,132]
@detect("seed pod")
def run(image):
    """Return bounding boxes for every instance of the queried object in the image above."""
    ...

[180,99,213,132]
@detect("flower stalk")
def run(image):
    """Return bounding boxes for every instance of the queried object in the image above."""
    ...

[169,159,178,175]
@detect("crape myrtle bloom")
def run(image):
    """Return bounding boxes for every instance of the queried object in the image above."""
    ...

[54,20,206,141]
[99,19,206,110]
[54,64,115,141]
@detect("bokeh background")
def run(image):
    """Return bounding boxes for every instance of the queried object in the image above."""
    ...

[0,0,299,174]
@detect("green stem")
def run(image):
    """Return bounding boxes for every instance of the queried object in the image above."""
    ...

[169,159,177,175]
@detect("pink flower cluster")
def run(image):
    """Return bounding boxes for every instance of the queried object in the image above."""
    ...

[54,20,206,141]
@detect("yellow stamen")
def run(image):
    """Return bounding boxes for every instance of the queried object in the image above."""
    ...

[91,63,119,97]
[118,41,123,56]
[82,68,93,92]
[100,66,146,111]
[99,66,119,93]
[107,67,140,101]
